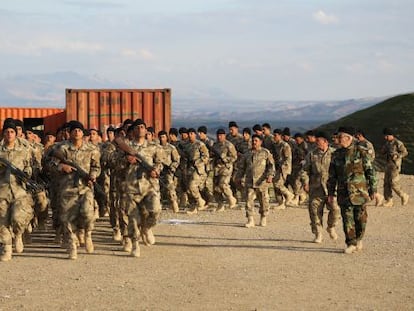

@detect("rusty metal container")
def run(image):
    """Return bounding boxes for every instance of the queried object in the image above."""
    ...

[0,107,65,134]
[65,89,171,135]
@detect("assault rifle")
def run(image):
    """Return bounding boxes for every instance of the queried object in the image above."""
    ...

[0,157,46,193]
[51,149,105,197]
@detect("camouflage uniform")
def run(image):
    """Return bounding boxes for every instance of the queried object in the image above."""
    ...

[328,142,377,247]
[211,140,238,210]
[54,140,101,258]
[290,140,307,201]
[176,140,189,207]
[184,139,210,211]
[199,137,215,205]
[226,132,243,197]
[262,134,274,151]
[381,138,408,203]
[237,147,275,217]
[301,146,340,236]
[0,138,34,258]
[159,141,180,212]
[272,140,294,205]
[112,139,163,255]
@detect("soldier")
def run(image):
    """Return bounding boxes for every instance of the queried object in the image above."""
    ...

[211,129,238,212]
[111,119,163,257]
[290,133,308,206]
[271,129,295,209]
[380,128,409,207]
[233,127,252,202]
[158,130,180,213]
[300,131,340,243]
[197,126,214,206]
[52,121,101,259]
[168,128,179,147]
[262,123,273,151]
[305,130,317,153]
[252,124,264,138]
[236,134,275,228]
[328,127,377,254]
[0,120,34,261]
[176,127,189,208]
[184,128,210,214]
[226,121,243,147]
[355,128,384,206]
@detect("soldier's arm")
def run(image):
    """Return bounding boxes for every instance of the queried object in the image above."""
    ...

[198,143,209,165]
[89,146,101,180]
[397,141,408,158]
[299,153,311,188]
[362,151,377,196]
[265,150,276,179]
[327,153,338,197]
[170,146,180,172]
[227,143,238,164]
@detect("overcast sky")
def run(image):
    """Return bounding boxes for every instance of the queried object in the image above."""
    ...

[1,0,413,100]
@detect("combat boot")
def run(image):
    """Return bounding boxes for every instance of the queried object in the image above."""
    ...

[401,193,409,206]
[131,240,140,257]
[197,198,208,211]
[15,234,24,253]
[285,193,297,207]
[313,232,323,244]
[77,229,85,246]
[299,193,308,205]
[123,237,132,252]
[274,202,286,210]
[383,199,394,208]
[228,196,237,209]
[69,242,77,260]
[215,203,225,212]
[375,193,384,207]
[344,244,357,254]
[145,229,156,245]
[186,207,198,215]
[113,229,122,242]
[259,216,267,227]
[245,216,255,228]
[85,232,94,253]
[171,201,179,213]
[356,240,363,251]
[327,227,338,240]
[0,245,12,262]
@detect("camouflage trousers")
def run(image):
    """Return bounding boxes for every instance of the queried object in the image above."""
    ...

[60,187,95,247]
[126,189,161,243]
[308,193,340,234]
[339,201,367,246]
[187,171,207,208]
[384,167,405,200]
[245,185,270,217]
[109,189,120,232]
[213,174,234,205]
[160,172,178,206]
[0,195,34,245]
[289,167,305,196]
[273,171,293,204]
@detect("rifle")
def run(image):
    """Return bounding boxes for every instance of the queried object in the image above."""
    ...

[51,149,105,197]
[209,144,230,169]
[0,157,46,194]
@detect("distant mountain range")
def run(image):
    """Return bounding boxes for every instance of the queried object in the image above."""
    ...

[0,71,389,124]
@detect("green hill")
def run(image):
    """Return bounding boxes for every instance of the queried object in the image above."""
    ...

[317,93,414,174]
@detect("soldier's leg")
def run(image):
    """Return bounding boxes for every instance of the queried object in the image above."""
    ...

[187,173,206,212]
[257,186,270,227]
[326,197,340,229]
[353,204,368,242]
[245,188,256,228]
[34,190,48,230]
[127,194,145,257]
[308,196,323,235]
[0,199,13,261]
[219,175,237,208]
[389,169,406,200]
[166,174,179,212]
[383,168,393,200]
[80,190,96,253]
[340,203,357,247]
[11,195,34,253]
[109,190,121,240]
[60,193,80,259]
[213,175,225,211]
[199,173,214,206]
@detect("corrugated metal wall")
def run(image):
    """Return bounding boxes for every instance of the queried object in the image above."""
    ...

[65,89,171,134]
[0,107,65,134]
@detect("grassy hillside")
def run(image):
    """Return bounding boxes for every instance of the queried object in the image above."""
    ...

[317,93,414,174]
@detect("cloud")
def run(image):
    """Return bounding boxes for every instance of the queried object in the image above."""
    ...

[121,48,155,60]
[0,37,103,55]
[313,10,338,25]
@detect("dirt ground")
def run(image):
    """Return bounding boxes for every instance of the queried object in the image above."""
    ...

[1,174,413,311]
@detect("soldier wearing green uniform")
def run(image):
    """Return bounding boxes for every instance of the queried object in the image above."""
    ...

[327,127,377,254]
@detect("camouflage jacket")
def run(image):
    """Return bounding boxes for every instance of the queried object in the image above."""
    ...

[358,139,375,161]
[0,138,32,199]
[183,140,209,176]
[226,133,243,149]
[159,143,180,175]
[292,141,308,169]
[211,140,237,176]
[53,140,101,193]
[381,138,408,171]
[111,139,163,194]
[300,146,335,196]
[328,142,377,206]
[262,134,274,151]
[272,140,292,176]
[236,147,275,189]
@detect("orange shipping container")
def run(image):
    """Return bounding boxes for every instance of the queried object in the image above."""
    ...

[0,107,65,135]
[65,89,172,135]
